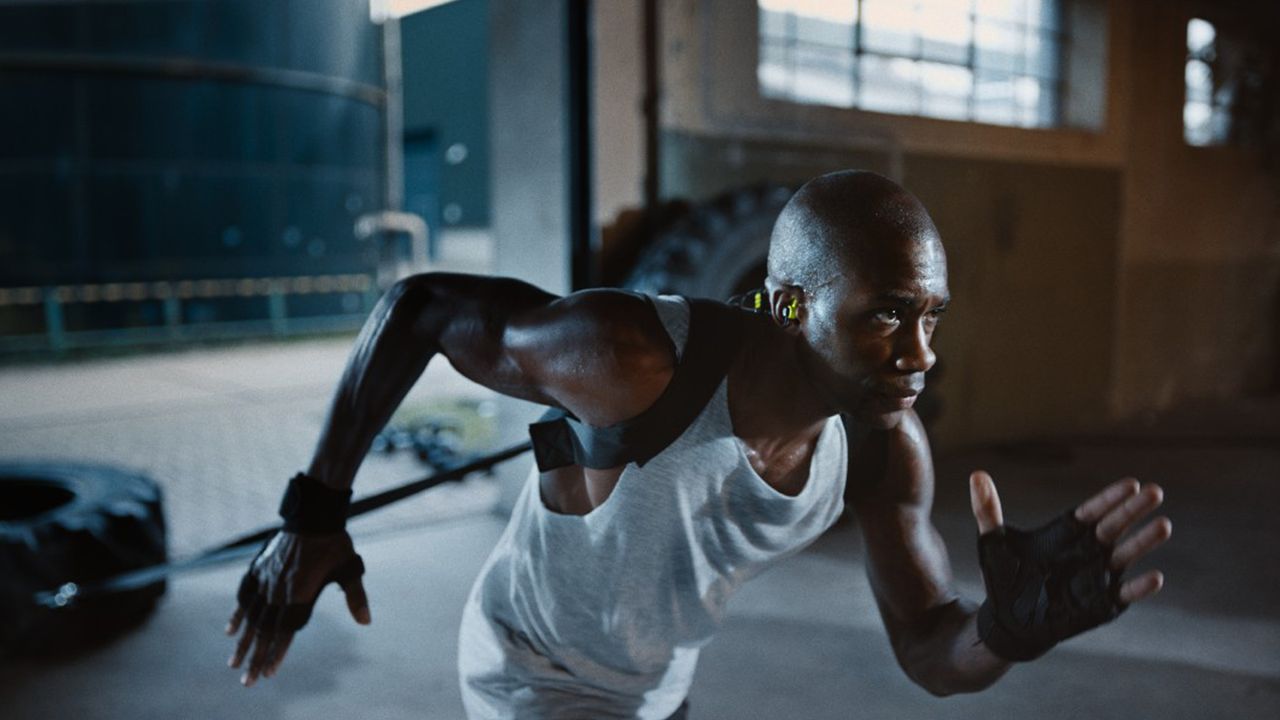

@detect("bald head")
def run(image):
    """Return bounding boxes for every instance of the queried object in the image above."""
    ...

[767,170,941,292]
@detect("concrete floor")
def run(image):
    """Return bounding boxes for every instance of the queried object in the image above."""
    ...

[1,341,1277,719]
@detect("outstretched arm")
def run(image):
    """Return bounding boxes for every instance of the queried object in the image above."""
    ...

[228,273,677,686]
[849,410,1170,696]
[308,273,679,490]
[849,410,1008,695]
[305,272,560,491]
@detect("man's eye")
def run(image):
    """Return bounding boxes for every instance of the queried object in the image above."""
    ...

[872,309,899,324]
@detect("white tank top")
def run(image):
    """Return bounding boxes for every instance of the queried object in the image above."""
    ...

[458,295,847,719]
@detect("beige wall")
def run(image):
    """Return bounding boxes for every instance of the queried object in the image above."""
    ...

[1111,0,1280,416]
[592,1,646,227]
[643,0,1280,447]
[907,158,1122,447]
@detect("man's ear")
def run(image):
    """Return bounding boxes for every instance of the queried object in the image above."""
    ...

[768,285,805,333]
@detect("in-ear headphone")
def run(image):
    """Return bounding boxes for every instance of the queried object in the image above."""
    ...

[780,297,799,324]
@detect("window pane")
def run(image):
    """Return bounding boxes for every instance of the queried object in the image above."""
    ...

[921,61,974,98]
[760,7,789,39]
[974,72,1015,124]
[1013,75,1052,127]
[976,0,1028,22]
[759,40,792,99]
[1183,101,1212,145]
[759,0,858,25]
[917,0,973,12]
[1187,18,1215,56]
[859,55,920,115]
[975,19,1021,74]
[921,62,973,120]
[922,94,970,121]
[862,0,918,56]
[1026,31,1060,79]
[1027,0,1061,31]
[920,10,972,65]
[795,13,854,50]
[793,46,855,107]
[1184,59,1212,102]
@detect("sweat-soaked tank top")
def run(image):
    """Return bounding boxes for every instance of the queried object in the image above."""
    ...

[458,294,847,719]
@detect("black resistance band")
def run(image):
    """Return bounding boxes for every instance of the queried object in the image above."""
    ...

[30,441,532,610]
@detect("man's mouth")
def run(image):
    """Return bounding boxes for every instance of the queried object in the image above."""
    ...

[878,393,917,410]
[872,386,921,411]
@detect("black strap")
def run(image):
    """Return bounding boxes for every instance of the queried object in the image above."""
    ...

[528,298,750,471]
[32,441,532,609]
[278,472,352,533]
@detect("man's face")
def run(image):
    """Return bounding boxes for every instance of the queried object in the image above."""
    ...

[800,235,949,429]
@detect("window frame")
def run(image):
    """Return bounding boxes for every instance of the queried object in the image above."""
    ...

[757,0,1070,130]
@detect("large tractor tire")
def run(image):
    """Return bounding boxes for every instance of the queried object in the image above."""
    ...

[623,184,794,300]
[0,463,167,657]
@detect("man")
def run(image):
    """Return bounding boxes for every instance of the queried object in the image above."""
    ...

[227,171,1171,718]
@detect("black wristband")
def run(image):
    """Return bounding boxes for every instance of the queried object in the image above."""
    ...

[278,472,352,533]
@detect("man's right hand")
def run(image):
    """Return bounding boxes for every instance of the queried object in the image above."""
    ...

[226,530,370,687]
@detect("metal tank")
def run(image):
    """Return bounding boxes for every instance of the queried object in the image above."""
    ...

[0,0,386,349]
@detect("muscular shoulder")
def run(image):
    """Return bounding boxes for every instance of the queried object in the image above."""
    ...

[847,409,935,508]
[505,289,677,426]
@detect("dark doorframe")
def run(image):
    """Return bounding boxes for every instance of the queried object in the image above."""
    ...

[567,0,596,290]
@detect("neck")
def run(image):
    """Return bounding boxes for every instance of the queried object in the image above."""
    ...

[729,320,836,448]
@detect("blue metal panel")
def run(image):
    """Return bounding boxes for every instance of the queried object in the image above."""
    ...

[400,0,489,227]
[0,0,386,292]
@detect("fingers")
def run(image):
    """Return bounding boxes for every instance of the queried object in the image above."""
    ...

[226,606,245,636]
[1074,477,1139,524]
[264,634,294,679]
[1111,516,1173,570]
[1096,483,1164,544]
[228,624,257,670]
[969,470,1004,534]
[243,629,276,687]
[1118,569,1164,605]
[343,577,372,625]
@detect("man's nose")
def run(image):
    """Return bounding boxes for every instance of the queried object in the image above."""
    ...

[894,322,936,374]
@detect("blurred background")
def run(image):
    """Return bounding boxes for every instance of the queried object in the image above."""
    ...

[0,1,1277,718]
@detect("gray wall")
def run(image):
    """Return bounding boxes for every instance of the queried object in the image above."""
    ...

[487,0,574,509]
[488,0,571,295]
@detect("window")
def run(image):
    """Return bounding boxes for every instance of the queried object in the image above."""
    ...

[758,0,1065,128]
[1184,19,1226,146]
[1182,17,1277,149]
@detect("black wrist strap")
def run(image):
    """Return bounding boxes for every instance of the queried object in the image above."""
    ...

[278,473,352,533]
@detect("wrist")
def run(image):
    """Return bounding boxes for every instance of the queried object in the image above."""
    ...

[976,598,1052,662]
[278,472,352,533]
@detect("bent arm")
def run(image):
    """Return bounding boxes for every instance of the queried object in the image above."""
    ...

[306,272,675,491]
[848,410,1009,696]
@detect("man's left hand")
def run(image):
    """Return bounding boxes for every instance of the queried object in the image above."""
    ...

[969,471,1172,660]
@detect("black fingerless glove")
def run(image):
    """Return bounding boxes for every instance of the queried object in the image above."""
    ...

[977,511,1125,661]
[278,472,352,533]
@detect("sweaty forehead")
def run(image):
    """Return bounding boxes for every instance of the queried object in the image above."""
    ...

[833,232,948,303]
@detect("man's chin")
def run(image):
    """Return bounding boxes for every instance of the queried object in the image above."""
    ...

[846,392,916,429]
[858,408,907,430]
